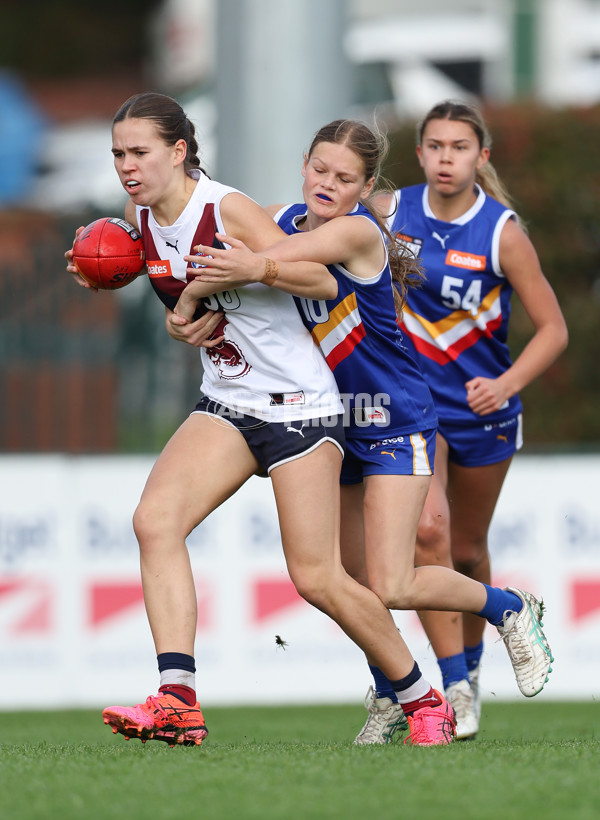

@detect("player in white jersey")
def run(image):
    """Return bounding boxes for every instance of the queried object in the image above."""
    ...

[137,168,339,422]
[374,101,568,738]
[176,118,556,747]
[65,92,471,749]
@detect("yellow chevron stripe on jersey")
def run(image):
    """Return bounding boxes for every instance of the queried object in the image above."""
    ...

[310,291,363,357]
[403,284,502,353]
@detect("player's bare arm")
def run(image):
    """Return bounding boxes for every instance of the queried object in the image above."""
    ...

[465,220,568,415]
[204,193,337,298]
[261,214,385,279]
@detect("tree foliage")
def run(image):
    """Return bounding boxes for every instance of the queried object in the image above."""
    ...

[0,0,162,78]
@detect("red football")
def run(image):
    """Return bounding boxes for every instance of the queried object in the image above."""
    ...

[73,217,145,289]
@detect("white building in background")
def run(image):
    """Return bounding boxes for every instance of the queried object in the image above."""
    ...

[151,0,600,115]
[536,0,600,105]
[26,0,600,213]
[347,0,600,116]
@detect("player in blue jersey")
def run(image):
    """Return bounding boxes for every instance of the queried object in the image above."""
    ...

[374,100,568,739]
[175,118,555,746]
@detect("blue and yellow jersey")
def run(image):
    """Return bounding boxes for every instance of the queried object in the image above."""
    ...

[387,183,523,425]
[275,202,437,439]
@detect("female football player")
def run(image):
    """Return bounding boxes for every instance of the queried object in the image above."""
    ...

[367,100,568,738]
[174,118,555,747]
[66,92,449,749]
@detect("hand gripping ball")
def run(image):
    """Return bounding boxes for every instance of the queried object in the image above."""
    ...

[72,217,145,289]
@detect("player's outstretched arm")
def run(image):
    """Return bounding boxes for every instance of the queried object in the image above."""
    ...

[186,234,337,299]
[215,193,338,299]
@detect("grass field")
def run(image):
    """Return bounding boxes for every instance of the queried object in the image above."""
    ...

[0,700,598,820]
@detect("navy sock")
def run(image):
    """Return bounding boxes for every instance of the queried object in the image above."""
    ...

[437,652,470,689]
[369,665,398,703]
[477,585,522,626]
[157,652,196,673]
[389,661,422,693]
[465,641,484,673]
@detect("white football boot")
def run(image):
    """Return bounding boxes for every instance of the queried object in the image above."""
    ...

[496,587,553,697]
[353,686,408,745]
[444,679,478,740]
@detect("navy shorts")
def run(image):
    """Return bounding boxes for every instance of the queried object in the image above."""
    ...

[439,413,523,467]
[193,396,345,475]
[341,428,436,484]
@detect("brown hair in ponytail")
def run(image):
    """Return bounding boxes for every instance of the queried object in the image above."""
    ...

[113,91,208,177]
[308,119,424,315]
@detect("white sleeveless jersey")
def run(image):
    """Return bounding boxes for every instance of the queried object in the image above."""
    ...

[137,171,342,422]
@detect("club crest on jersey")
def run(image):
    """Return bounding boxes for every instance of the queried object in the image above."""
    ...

[207,335,252,380]
[395,231,423,258]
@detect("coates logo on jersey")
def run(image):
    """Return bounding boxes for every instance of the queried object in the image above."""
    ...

[146,260,173,278]
[445,250,486,271]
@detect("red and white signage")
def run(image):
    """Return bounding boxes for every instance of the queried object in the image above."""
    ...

[0,454,599,709]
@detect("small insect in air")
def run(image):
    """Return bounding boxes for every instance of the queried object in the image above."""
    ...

[275,634,289,650]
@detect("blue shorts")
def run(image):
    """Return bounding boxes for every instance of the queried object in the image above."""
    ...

[340,428,436,484]
[193,396,345,475]
[439,413,523,467]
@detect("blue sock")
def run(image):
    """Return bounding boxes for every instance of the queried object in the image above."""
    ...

[369,665,398,702]
[464,641,484,673]
[477,585,522,626]
[437,652,470,689]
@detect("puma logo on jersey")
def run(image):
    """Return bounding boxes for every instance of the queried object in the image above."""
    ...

[432,232,450,249]
[381,450,397,460]
[165,240,180,253]
[286,423,306,438]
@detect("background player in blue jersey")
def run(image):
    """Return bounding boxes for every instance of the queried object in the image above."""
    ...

[375,100,568,739]
[176,119,555,747]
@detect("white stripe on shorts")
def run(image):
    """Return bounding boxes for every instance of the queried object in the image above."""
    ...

[410,432,433,476]
[268,436,345,474]
[516,413,524,451]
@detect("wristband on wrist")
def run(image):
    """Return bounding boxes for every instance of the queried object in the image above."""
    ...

[261,257,279,285]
